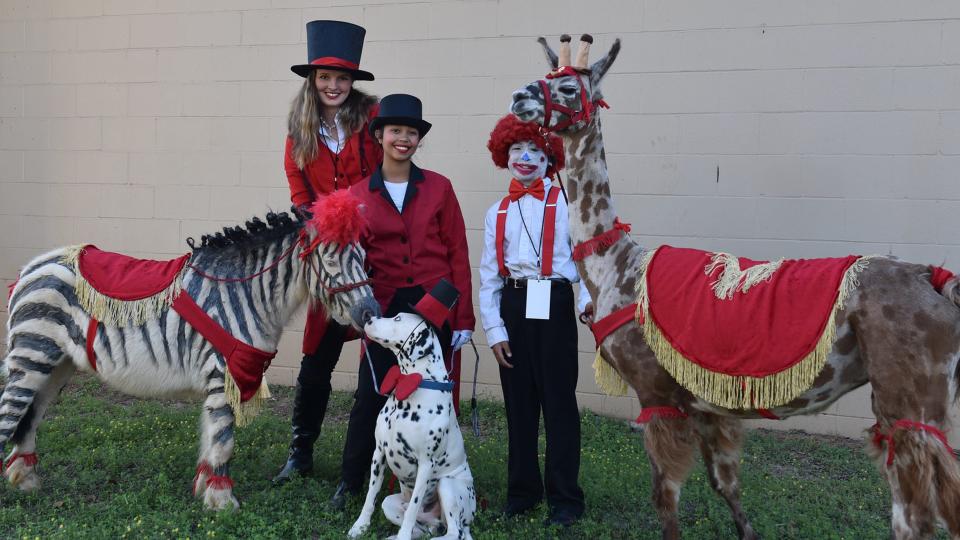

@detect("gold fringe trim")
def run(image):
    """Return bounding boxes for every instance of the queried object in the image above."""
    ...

[635,248,660,319]
[61,244,85,267]
[225,371,271,428]
[66,245,187,327]
[589,250,661,397]
[705,252,784,300]
[637,253,872,410]
[593,350,627,396]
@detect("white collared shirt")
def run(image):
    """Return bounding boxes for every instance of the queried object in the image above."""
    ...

[479,178,592,346]
[318,116,348,154]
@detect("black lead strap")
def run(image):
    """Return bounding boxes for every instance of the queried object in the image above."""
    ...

[468,338,481,438]
[363,338,388,397]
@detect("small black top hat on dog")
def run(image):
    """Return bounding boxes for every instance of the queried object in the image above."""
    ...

[291,20,374,81]
[412,279,459,330]
[369,94,432,138]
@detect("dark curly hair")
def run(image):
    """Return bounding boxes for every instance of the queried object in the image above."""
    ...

[487,115,565,178]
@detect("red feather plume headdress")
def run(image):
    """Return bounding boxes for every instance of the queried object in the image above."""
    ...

[301,190,367,257]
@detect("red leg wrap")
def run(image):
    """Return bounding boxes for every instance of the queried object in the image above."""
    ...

[636,406,688,424]
[193,461,213,496]
[4,452,37,471]
[206,475,234,490]
[871,420,954,467]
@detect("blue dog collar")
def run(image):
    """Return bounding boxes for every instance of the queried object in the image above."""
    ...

[419,379,455,392]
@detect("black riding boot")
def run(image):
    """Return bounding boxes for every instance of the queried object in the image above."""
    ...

[272,382,326,483]
[273,324,346,484]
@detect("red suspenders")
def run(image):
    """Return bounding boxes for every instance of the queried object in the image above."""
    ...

[541,187,560,277]
[495,186,561,278]
[495,197,511,277]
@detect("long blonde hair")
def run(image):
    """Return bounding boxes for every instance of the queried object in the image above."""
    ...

[287,71,378,169]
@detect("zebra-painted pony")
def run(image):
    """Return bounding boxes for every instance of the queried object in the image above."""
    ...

[1,190,378,510]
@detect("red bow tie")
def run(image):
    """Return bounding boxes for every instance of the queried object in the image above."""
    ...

[508,178,545,201]
[379,365,423,400]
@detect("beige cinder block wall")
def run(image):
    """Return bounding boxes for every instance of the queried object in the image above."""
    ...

[2,0,959,445]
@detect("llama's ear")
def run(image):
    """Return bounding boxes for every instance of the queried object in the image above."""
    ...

[590,38,621,84]
[537,36,559,70]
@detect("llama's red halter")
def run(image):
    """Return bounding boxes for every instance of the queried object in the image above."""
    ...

[538,66,609,132]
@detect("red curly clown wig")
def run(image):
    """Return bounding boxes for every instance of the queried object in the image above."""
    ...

[306,190,367,247]
[487,115,565,178]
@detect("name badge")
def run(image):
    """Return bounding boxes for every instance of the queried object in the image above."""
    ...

[525,279,551,320]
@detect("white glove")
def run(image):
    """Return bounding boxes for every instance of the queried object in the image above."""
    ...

[451,330,473,352]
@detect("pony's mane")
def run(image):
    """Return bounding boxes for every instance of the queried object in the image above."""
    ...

[187,208,306,253]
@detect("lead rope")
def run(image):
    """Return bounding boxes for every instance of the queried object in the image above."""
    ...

[363,338,388,397]
[468,338,481,438]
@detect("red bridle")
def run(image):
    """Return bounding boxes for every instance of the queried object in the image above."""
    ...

[298,231,373,296]
[538,66,609,132]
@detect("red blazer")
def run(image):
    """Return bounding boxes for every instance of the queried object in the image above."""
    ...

[350,164,475,331]
[284,105,382,207]
[288,105,382,353]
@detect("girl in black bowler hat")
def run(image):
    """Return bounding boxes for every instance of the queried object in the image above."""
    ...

[328,94,475,509]
[274,20,383,484]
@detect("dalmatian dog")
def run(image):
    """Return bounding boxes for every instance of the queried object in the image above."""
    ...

[348,312,475,540]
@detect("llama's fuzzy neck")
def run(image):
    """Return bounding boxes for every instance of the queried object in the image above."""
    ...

[561,116,640,306]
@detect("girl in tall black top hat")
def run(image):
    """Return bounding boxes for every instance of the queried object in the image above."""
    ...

[328,94,475,508]
[274,20,383,484]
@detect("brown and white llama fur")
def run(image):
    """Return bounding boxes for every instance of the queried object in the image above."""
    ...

[511,35,960,539]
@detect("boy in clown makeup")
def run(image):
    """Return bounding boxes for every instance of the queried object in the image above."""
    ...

[479,114,592,527]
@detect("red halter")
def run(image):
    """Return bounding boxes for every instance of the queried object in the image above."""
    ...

[538,66,609,132]
[298,231,372,296]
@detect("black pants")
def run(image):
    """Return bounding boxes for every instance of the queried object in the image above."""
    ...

[340,286,452,488]
[499,282,585,516]
[291,321,349,448]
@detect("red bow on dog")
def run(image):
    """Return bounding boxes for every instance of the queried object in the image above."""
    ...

[380,365,423,400]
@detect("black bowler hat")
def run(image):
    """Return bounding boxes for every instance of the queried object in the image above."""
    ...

[411,279,459,330]
[291,20,374,81]
[369,94,432,138]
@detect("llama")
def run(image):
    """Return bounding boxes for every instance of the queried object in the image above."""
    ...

[511,34,960,539]
[1,191,378,510]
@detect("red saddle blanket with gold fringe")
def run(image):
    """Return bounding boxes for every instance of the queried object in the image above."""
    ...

[639,245,864,410]
[78,246,190,300]
[69,245,271,423]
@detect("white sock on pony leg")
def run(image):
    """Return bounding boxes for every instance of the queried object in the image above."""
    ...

[3,449,40,491]
[203,474,239,511]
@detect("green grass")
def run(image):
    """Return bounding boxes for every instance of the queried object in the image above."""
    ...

[0,375,906,539]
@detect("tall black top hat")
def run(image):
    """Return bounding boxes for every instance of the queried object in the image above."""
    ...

[411,279,459,330]
[291,20,374,81]
[368,94,432,138]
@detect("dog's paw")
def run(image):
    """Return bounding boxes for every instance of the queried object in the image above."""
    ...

[347,521,369,538]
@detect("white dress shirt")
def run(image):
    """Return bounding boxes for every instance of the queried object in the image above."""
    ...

[318,116,348,153]
[479,178,592,346]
